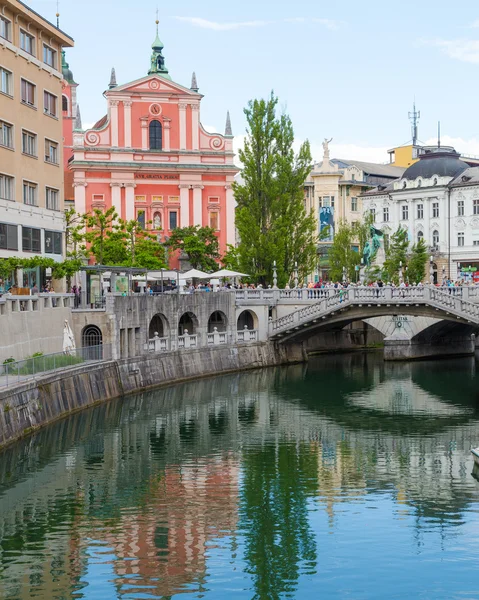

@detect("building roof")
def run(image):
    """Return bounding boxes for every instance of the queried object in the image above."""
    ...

[450,166,479,187]
[332,159,405,178]
[402,148,468,181]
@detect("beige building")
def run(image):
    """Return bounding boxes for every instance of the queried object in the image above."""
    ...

[0,0,73,287]
[304,141,404,281]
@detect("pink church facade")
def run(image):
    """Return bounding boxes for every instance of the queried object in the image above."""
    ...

[69,28,238,267]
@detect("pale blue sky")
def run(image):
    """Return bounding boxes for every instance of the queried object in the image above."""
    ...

[30,0,479,161]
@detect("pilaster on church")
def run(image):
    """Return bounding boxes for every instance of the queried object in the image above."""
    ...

[68,23,239,267]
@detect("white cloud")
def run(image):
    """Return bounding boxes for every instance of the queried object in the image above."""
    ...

[203,124,218,134]
[311,141,388,164]
[82,122,95,131]
[173,17,270,31]
[470,19,479,28]
[420,37,479,64]
[174,16,343,32]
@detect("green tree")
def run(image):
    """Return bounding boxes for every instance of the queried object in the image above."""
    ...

[328,221,361,282]
[221,244,241,271]
[165,225,219,271]
[234,93,317,287]
[407,237,428,284]
[383,226,409,284]
[84,207,118,265]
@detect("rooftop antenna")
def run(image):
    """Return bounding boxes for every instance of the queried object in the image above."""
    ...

[408,101,420,146]
[438,121,441,149]
[56,0,60,28]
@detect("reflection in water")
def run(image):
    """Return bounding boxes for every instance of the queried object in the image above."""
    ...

[1,353,479,598]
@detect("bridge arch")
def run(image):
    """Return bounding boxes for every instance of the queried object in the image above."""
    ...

[149,313,169,339]
[208,310,228,333]
[178,312,198,335]
[237,309,258,331]
[81,325,103,360]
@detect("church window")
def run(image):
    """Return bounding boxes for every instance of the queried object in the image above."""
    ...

[209,211,219,230]
[62,95,69,113]
[149,119,162,150]
[169,211,178,230]
[137,210,146,229]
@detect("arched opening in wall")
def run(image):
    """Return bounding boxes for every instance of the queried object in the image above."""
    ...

[208,310,228,333]
[149,120,162,150]
[237,310,258,331]
[62,94,69,114]
[149,313,169,339]
[178,312,198,335]
[81,325,103,360]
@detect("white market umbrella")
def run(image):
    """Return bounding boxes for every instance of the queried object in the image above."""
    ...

[181,268,211,279]
[209,268,249,278]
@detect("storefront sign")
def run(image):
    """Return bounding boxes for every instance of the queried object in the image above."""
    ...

[135,173,179,180]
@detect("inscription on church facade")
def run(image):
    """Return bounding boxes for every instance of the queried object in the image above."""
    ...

[135,174,180,180]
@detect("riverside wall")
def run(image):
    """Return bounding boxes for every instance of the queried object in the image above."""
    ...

[0,342,305,451]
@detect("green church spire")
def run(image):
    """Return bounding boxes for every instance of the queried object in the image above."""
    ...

[148,16,171,79]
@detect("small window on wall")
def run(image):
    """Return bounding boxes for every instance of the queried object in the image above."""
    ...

[152,212,162,230]
[152,195,163,203]
[135,195,146,203]
[417,231,424,243]
[209,196,220,204]
[169,211,178,230]
[209,211,219,230]
[44,230,62,254]
[168,196,180,203]
[137,210,146,229]
[62,95,69,112]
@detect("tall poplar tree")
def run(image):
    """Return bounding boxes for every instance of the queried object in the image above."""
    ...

[234,93,317,287]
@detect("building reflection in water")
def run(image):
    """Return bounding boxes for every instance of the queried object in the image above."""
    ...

[0,353,479,598]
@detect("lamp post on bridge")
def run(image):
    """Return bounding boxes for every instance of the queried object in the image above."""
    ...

[273,261,278,289]
[294,261,298,289]
[442,265,446,284]
[342,266,346,285]
[429,255,434,285]
[399,261,403,285]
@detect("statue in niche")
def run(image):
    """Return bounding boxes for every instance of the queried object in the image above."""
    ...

[153,214,161,230]
[322,137,333,160]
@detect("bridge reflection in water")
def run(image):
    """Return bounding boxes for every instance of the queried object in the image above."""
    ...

[1,353,479,598]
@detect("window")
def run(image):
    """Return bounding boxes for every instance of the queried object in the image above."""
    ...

[46,187,59,211]
[22,227,41,252]
[473,240,479,246]
[432,202,439,218]
[62,95,69,112]
[22,130,37,156]
[0,67,12,96]
[351,197,358,212]
[0,120,13,148]
[458,232,465,247]
[45,139,58,164]
[383,207,389,222]
[417,204,423,219]
[43,44,56,68]
[169,211,178,230]
[432,230,439,248]
[149,119,162,150]
[0,174,14,200]
[351,173,356,182]
[320,196,334,208]
[417,231,424,243]
[370,208,376,222]
[23,181,37,206]
[134,195,146,203]
[458,200,464,216]
[152,195,163,204]
[168,196,179,203]
[0,16,11,41]
[44,230,62,254]
[209,211,219,230]
[402,205,409,220]
[0,223,18,251]
[20,30,35,55]
[474,199,479,215]
[44,91,57,117]
[21,79,35,106]
[137,210,146,229]
[209,196,220,204]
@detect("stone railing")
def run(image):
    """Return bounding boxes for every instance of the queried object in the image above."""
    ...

[0,293,74,316]
[207,328,228,345]
[270,286,479,336]
[237,328,259,343]
[178,333,198,350]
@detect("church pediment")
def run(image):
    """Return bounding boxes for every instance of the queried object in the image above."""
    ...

[109,75,201,98]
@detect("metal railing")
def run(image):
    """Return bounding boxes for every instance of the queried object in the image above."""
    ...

[0,344,111,389]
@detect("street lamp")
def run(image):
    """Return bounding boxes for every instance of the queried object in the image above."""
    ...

[294,261,299,289]
[442,264,446,284]
[399,260,403,284]
[429,255,434,285]
[342,266,346,284]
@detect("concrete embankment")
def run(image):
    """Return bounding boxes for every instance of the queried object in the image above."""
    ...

[0,342,304,451]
